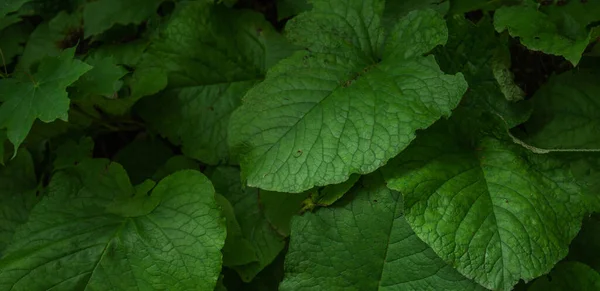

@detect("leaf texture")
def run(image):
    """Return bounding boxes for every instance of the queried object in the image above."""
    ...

[229,4,467,192]
[281,173,484,291]
[382,112,599,290]
[0,160,226,290]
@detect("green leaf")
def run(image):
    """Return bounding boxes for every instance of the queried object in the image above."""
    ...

[0,150,37,255]
[435,15,530,128]
[229,6,467,193]
[83,0,164,37]
[0,0,31,18]
[113,137,174,184]
[72,56,128,98]
[449,0,519,14]
[281,173,484,290]
[528,262,600,291]
[521,69,600,149]
[383,0,449,32]
[53,137,94,170]
[209,166,306,282]
[0,22,32,69]
[16,11,81,73]
[136,1,296,165]
[494,0,600,65]
[277,0,311,20]
[152,155,199,181]
[88,40,148,67]
[0,159,226,290]
[567,214,600,272]
[0,48,91,151]
[381,111,599,290]
[0,131,6,164]
[306,173,360,209]
[216,194,258,267]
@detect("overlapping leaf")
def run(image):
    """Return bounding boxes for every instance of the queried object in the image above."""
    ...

[83,0,165,37]
[229,3,467,193]
[494,0,600,65]
[0,159,226,290]
[435,15,530,128]
[382,111,599,290]
[521,69,600,149]
[210,166,306,282]
[16,11,81,73]
[282,173,484,291]
[135,1,295,165]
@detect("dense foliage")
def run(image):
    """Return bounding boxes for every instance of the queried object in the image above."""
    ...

[1,0,599,290]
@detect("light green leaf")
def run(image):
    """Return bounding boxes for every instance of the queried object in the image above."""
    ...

[528,262,600,291]
[0,150,37,255]
[0,48,91,151]
[494,0,600,65]
[382,111,599,290]
[210,166,305,282]
[136,1,295,165]
[435,15,530,128]
[281,173,484,291]
[0,160,226,290]
[83,0,164,37]
[522,69,600,149]
[53,137,94,170]
[229,6,467,193]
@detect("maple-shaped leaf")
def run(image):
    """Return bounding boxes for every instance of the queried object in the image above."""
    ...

[0,48,92,151]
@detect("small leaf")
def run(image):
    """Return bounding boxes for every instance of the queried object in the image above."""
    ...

[0,48,91,151]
